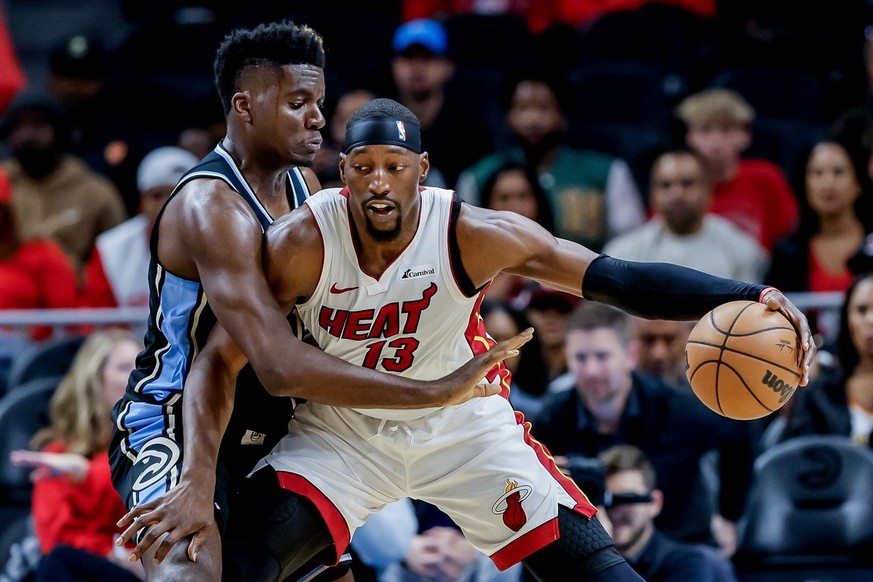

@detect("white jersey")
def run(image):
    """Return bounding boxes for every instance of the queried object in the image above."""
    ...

[298,186,497,420]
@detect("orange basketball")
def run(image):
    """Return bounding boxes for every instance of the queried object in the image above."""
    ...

[685,300,802,420]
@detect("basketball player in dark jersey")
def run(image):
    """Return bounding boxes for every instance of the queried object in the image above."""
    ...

[109,23,524,582]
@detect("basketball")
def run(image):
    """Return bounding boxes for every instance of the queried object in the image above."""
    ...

[685,300,802,420]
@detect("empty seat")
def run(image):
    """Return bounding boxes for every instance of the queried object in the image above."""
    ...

[5,334,84,393]
[709,66,826,123]
[735,435,873,577]
[0,377,59,505]
[567,61,675,130]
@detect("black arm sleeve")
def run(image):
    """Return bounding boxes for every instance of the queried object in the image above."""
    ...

[581,255,769,320]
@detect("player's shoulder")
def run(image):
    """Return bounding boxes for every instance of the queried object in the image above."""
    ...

[267,193,326,247]
[172,175,251,214]
[306,186,345,203]
[166,176,262,236]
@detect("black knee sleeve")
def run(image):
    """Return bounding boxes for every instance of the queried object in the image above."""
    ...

[222,467,335,582]
[522,507,627,581]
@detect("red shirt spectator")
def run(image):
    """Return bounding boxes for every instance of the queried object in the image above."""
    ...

[709,159,798,252]
[30,442,127,556]
[0,167,78,338]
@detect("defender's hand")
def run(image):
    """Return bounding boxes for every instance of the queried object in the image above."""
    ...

[431,328,533,406]
[115,478,215,564]
[761,289,815,386]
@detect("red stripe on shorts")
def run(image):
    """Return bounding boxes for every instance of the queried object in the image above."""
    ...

[276,471,350,565]
[516,410,598,519]
[490,518,559,570]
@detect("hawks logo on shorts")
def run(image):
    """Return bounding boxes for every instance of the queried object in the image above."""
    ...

[491,479,532,532]
[131,437,180,492]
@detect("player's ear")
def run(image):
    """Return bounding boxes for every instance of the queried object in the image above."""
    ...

[231,92,253,123]
[338,153,348,184]
[419,152,430,184]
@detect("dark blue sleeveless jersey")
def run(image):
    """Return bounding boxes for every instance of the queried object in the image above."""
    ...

[110,143,310,475]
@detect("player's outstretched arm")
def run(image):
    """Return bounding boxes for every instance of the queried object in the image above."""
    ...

[455,204,814,385]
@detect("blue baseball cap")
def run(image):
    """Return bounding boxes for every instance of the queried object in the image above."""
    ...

[392,19,448,57]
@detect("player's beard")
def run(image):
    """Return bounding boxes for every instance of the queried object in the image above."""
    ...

[365,213,402,242]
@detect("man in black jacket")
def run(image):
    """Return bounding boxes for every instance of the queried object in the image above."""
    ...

[532,301,756,553]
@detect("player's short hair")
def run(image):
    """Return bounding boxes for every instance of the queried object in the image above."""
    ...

[676,88,755,127]
[599,444,657,490]
[565,301,634,345]
[214,20,326,113]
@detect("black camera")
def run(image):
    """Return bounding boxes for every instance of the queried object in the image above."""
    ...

[564,454,606,507]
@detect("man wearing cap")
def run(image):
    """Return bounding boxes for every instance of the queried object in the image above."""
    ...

[81,146,198,308]
[391,18,492,187]
[1,91,127,276]
[145,98,813,581]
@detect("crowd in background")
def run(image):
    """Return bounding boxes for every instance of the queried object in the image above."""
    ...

[3,1,873,581]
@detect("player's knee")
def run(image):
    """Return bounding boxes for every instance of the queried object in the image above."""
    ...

[225,468,335,579]
[144,553,220,582]
[143,531,222,582]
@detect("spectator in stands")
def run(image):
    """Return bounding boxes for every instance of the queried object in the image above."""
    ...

[0,91,127,276]
[768,140,873,293]
[47,33,138,212]
[676,88,798,253]
[0,166,78,341]
[480,161,554,307]
[10,329,143,581]
[457,66,645,252]
[523,288,579,382]
[482,300,551,418]
[777,272,873,448]
[604,149,768,282]
[767,140,873,342]
[81,146,198,308]
[531,302,755,553]
[633,318,695,391]
[600,444,738,581]
[312,88,374,189]
[391,18,493,187]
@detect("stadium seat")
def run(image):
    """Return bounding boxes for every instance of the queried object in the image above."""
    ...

[709,66,826,123]
[0,377,59,505]
[0,506,39,582]
[567,61,675,131]
[4,335,83,393]
[745,118,827,191]
[443,13,531,70]
[575,3,716,72]
[735,435,873,579]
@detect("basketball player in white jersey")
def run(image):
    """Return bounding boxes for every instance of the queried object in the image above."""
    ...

[122,98,814,581]
[110,26,527,582]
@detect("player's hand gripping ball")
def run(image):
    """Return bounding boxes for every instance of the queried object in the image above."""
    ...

[685,300,803,420]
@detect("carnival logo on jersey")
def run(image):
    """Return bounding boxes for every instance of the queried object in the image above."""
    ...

[396,120,407,142]
[400,263,436,280]
[131,437,180,492]
[492,479,532,532]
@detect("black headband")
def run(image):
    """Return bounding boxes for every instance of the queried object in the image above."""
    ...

[344,118,421,154]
